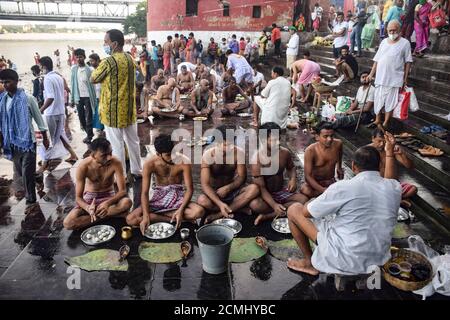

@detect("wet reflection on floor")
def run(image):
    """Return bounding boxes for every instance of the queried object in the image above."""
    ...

[0,112,449,299]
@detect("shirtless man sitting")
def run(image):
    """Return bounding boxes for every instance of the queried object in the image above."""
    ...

[300,122,344,198]
[139,70,166,119]
[220,76,252,116]
[249,122,308,225]
[199,70,217,93]
[63,138,132,230]
[369,128,417,208]
[182,79,214,118]
[150,78,183,119]
[197,125,260,223]
[126,134,205,233]
[176,65,195,94]
[195,58,207,81]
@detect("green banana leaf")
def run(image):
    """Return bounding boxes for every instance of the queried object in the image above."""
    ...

[229,237,268,263]
[65,249,128,272]
[139,242,183,263]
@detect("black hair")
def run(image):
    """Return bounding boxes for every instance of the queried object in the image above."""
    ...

[215,125,235,140]
[272,23,277,27]
[353,146,381,171]
[74,48,85,57]
[30,65,41,75]
[168,36,173,40]
[232,34,236,38]
[229,76,236,83]
[226,49,233,55]
[371,128,385,138]
[259,122,281,137]
[89,53,100,62]
[175,33,179,37]
[189,32,194,37]
[337,11,345,17]
[106,29,125,47]
[314,121,334,135]
[39,56,53,71]
[154,134,174,154]
[341,45,349,51]
[151,40,156,45]
[89,138,111,153]
[240,37,245,41]
[0,69,19,82]
[360,71,369,77]
[272,66,284,77]
[303,50,311,57]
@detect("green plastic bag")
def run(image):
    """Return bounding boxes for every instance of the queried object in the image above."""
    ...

[336,96,352,113]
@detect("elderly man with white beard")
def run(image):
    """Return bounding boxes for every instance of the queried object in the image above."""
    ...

[366,20,412,130]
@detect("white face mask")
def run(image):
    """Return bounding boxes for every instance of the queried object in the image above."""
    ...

[388,33,399,41]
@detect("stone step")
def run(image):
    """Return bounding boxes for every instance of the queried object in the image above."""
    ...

[306,45,450,73]
[321,72,450,156]
[336,127,450,234]
[313,56,450,104]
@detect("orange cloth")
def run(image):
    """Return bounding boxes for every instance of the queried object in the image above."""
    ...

[271,27,281,42]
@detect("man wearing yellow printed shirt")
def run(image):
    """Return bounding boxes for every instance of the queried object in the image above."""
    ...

[91,29,142,177]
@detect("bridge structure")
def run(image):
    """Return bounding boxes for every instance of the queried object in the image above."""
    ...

[0,0,141,23]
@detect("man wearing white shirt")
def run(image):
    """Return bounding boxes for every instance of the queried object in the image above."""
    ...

[285,26,300,73]
[332,12,349,58]
[39,56,78,171]
[252,66,294,129]
[366,20,412,129]
[286,132,401,275]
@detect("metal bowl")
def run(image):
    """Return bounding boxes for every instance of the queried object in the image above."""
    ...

[144,222,176,240]
[212,218,242,235]
[81,225,116,246]
[271,218,291,234]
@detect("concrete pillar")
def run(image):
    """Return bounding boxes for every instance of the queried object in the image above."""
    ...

[43,2,46,14]
[21,1,24,13]
[37,2,40,14]
[57,2,59,14]
[80,3,83,15]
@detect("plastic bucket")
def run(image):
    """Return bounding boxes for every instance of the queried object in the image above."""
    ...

[196,224,234,274]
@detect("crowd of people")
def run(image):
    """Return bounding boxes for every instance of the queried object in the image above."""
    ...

[0,18,425,277]
[312,0,449,57]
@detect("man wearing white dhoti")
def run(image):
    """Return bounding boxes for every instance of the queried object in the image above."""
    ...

[366,20,412,129]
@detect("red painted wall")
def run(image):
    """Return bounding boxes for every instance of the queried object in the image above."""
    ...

[147,0,296,32]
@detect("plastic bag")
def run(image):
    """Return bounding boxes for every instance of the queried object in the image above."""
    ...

[335,96,352,113]
[429,8,447,29]
[406,87,419,112]
[393,89,411,120]
[408,235,450,299]
[321,103,336,121]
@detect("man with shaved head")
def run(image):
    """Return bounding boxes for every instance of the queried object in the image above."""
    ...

[150,78,183,119]
[366,19,412,130]
[183,79,214,118]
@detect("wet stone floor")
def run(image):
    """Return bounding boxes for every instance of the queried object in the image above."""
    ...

[0,108,449,300]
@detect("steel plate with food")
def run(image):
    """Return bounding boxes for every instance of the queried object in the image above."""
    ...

[271,218,291,234]
[144,222,176,240]
[81,225,116,245]
[212,218,242,235]
[161,108,176,113]
[193,116,208,121]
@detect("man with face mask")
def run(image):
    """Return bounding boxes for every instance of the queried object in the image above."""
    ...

[0,69,48,205]
[63,138,132,230]
[366,20,412,129]
[286,132,401,276]
[300,122,344,198]
[91,29,142,178]
[126,134,205,233]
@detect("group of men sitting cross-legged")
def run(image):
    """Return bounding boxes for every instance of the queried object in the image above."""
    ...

[64,122,344,231]
[63,123,404,277]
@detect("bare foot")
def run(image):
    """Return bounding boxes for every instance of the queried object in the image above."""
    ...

[299,98,308,103]
[287,258,319,275]
[205,212,234,224]
[241,207,253,216]
[254,212,276,226]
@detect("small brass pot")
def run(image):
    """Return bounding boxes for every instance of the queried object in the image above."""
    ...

[121,226,132,240]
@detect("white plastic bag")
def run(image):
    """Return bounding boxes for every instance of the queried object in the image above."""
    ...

[408,235,450,299]
[321,103,336,121]
[406,87,419,112]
